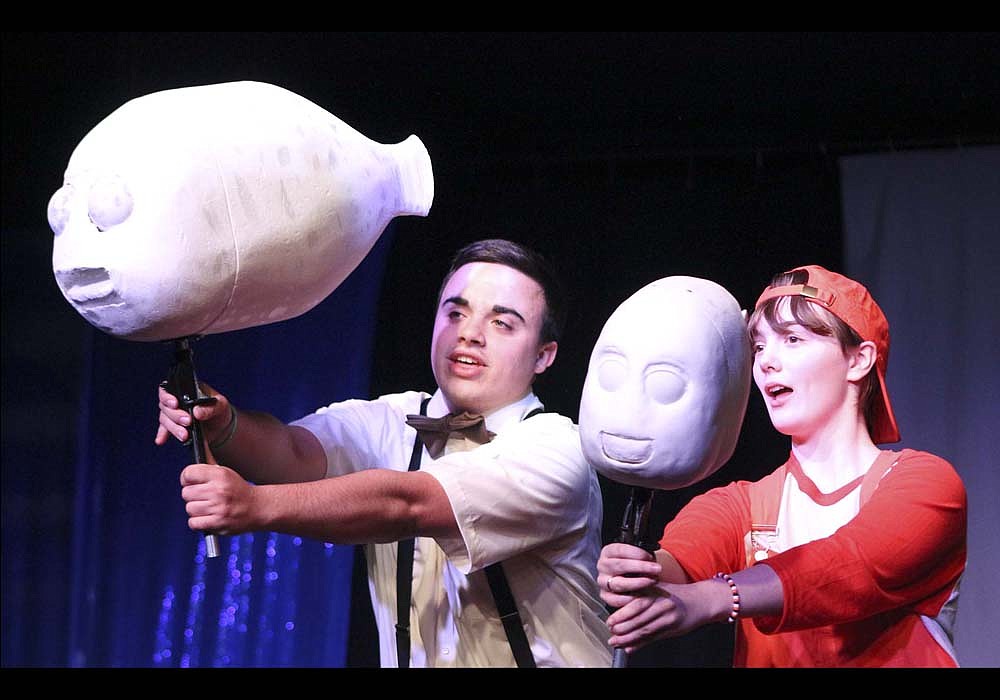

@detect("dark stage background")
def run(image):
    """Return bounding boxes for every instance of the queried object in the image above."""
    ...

[3,32,998,668]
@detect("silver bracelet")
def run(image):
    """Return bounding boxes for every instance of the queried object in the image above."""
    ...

[208,406,238,450]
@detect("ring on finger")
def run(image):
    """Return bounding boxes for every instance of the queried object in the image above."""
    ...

[606,575,614,593]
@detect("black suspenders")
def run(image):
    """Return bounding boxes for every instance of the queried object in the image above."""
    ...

[394,397,427,668]
[395,397,538,668]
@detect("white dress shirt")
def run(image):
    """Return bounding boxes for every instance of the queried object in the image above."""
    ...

[292,389,610,667]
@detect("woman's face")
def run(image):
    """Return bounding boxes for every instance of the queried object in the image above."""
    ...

[750,302,855,441]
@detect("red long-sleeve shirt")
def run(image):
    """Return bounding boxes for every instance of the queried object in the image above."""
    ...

[660,449,966,667]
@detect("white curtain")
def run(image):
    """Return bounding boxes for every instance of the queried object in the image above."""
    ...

[840,145,1000,667]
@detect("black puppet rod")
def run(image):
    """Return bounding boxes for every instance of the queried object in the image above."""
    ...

[613,486,657,668]
[164,336,221,559]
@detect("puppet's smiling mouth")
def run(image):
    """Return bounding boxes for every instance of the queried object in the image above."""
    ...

[599,431,653,464]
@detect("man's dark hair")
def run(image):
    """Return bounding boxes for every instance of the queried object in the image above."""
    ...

[438,239,567,344]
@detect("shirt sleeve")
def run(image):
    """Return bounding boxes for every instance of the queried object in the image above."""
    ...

[757,450,967,634]
[289,392,422,478]
[658,481,753,581]
[421,413,599,574]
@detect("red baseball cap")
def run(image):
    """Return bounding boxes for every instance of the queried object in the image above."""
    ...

[755,265,900,444]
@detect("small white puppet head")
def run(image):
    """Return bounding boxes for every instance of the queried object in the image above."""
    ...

[579,276,751,490]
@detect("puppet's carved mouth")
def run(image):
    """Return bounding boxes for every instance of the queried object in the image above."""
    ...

[599,431,653,465]
[57,267,122,308]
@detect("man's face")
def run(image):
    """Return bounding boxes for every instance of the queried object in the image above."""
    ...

[431,262,557,416]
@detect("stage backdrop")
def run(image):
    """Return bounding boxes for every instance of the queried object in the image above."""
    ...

[840,145,1000,668]
[54,230,391,667]
[5,147,995,668]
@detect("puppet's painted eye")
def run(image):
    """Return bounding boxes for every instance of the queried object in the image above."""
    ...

[47,185,73,235]
[597,355,627,392]
[88,175,133,231]
[645,366,686,405]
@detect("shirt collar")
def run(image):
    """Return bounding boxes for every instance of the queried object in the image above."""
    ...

[426,390,544,434]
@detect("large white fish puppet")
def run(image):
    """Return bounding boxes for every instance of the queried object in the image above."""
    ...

[47,80,434,559]
[579,276,751,491]
[48,80,434,341]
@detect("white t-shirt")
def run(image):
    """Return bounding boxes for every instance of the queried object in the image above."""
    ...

[291,389,611,667]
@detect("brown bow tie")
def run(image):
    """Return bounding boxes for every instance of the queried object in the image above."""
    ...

[404,412,496,459]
